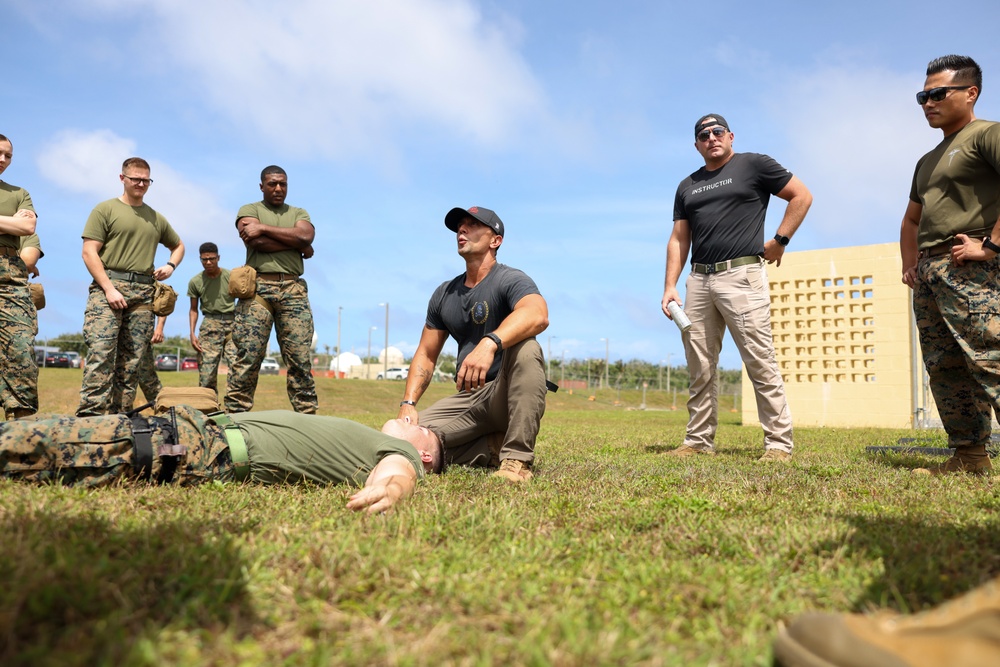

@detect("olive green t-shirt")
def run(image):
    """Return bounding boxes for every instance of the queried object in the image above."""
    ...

[18,233,42,256]
[233,411,424,486]
[187,268,235,315]
[236,201,311,275]
[82,199,181,273]
[910,119,1000,248]
[0,182,36,250]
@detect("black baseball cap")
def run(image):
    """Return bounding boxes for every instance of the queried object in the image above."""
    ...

[694,114,730,136]
[445,206,504,236]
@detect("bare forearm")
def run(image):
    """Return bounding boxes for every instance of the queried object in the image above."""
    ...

[82,247,113,291]
[0,215,36,236]
[494,298,548,348]
[402,350,438,404]
[775,195,812,238]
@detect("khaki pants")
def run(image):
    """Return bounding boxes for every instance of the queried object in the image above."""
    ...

[420,338,547,467]
[682,261,792,452]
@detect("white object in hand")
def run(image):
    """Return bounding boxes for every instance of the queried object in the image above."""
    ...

[667,301,692,332]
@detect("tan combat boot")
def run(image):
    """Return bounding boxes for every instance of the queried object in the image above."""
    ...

[5,408,34,421]
[665,444,716,457]
[493,458,533,482]
[914,445,992,476]
[773,576,1000,667]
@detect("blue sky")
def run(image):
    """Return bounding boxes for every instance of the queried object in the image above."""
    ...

[3,0,998,370]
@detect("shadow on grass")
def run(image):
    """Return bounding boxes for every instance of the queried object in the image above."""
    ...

[818,513,1000,613]
[0,510,257,666]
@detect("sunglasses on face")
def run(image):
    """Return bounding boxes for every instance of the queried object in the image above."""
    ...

[697,127,728,142]
[915,85,971,105]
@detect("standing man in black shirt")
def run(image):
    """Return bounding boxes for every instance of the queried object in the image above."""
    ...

[396,206,549,481]
[661,114,812,461]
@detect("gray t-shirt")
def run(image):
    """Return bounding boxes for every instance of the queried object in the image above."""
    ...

[426,263,540,382]
[673,152,793,265]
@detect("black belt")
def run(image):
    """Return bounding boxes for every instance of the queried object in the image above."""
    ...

[257,272,300,282]
[203,313,236,320]
[107,269,155,284]
[691,255,760,275]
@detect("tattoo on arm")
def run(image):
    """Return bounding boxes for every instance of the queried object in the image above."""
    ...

[416,368,432,392]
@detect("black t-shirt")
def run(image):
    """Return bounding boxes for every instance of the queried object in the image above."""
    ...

[426,263,540,381]
[673,152,793,265]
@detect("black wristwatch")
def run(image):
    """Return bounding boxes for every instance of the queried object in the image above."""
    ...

[983,237,1000,255]
[166,261,177,269]
[484,332,503,350]
[773,233,790,247]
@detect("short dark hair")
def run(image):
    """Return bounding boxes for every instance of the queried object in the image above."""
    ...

[199,242,219,255]
[927,55,983,94]
[0,134,9,145]
[260,165,287,181]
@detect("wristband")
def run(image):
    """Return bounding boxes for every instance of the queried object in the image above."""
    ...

[983,237,1000,255]
[400,400,417,407]
[166,261,177,269]
[773,233,790,247]
[484,332,503,350]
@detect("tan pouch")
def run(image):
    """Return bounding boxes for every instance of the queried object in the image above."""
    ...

[154,387,220,415]
[28,282,45,310]
[152,282,178,317]
[228,265,257,299]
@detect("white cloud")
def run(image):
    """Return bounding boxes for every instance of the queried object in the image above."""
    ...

[765,66,934,248]
[63,0,546,159]
[36,129,231,241]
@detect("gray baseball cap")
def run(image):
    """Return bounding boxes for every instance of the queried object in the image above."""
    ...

[445,206,504,236]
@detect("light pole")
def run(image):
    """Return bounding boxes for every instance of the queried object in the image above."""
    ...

[336,306,342,378]
[367,326,377,379]
[599,337,609,390]
[666,352,672,395]
[659,359,665,391]
[560,350,566,386]
[379,302,389,379]
[547,335,556,377]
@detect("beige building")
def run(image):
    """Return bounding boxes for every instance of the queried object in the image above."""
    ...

[740,242,938,429]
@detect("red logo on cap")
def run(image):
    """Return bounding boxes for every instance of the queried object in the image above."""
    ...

[469,206,479,214]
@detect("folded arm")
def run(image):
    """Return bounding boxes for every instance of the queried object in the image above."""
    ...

[345,454,418,513]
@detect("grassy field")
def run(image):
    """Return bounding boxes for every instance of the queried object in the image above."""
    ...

[2,370,999,666]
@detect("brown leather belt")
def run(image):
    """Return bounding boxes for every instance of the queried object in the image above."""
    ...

[256,272,300,282]
[692,255,761,275]
[918,240,962,259]
[0,246,19,257]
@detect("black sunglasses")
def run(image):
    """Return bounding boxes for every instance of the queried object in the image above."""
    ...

[697,127,728,142]
[916,85,971,106]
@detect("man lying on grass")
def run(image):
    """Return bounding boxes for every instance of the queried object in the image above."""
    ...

[0,409,442,514]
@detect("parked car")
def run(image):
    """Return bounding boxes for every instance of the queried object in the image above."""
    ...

[260,357,280,375]
[65,351,81,368]
[45,352,72,368]
[155,353,178,371]
[180,357,199,371]
[376,367,408,380]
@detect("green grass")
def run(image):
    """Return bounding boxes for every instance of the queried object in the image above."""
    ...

[2,370,998,665]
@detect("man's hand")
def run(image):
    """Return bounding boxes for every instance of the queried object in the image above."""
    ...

[661,288,682,318]
[302,244,314,259]
[104,287,127,310]
[951,233,993,267]
[902,265,919,288]
[239,219,266,241]
[151,329,165,344]
[346,479,408,514]
[762,239,785,266]
[191,333,202,352]
[152,264,175,281]
[396,403,419,423]
[456,338,497,392]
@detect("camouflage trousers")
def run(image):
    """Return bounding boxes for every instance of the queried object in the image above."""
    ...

[0,405,235,488]
[121,344,162,410]
[914,255,1000,447]
[77,280,155,417]
[224,278,317,414]
[0,255,38,419]
[198,314,236,392]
